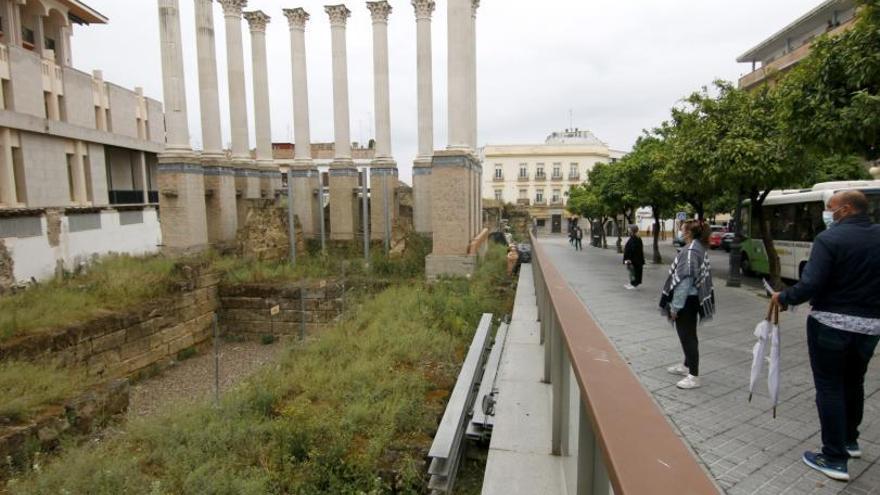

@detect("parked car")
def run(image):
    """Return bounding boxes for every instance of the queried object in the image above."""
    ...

[721,232,735,252]
[708,225,727,249]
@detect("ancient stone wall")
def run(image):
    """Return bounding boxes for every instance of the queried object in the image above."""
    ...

[236,198,305,262]
[219,281,344,338]
[0,240,13,293]
[0,269,220,379]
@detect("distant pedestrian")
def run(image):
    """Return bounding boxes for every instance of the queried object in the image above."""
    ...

[659,220,715,390]
[771,190,880,482]
[623,225,645,289]
[574,226,583,251]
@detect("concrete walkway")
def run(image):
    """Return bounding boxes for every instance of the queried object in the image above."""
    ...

[481,263,565,494]
[539,235,880,495]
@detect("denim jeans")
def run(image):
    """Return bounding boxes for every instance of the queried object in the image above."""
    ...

[807,316,880,462]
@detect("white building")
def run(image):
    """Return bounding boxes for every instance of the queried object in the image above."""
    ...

[482,129,625,234]
[0,0,165,286]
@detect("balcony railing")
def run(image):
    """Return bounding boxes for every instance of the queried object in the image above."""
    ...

[551,174,563,181]
[492,175,505,182]
[517,175,530,182]
[568,173,580,181]
[109,190,158,205]
[516,198,530,206]
[529,232,719,494]
[534,173,546,181]
[534,198,546,205]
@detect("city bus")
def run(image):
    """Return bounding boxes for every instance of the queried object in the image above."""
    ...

[739,180,880,281]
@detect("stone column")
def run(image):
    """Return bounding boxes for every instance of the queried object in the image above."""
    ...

[325,4,358,241]
[219,0,249,161]
[0,128,18,206]
[244,10,278,198]
[284,7,320,238]
[412,0,434,234]
[156,0,208,252]
[195,0,236,244]
[367,1,398,242]
[426,0,481,280]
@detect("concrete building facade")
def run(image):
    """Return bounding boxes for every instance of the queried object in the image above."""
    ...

[482,129,625,234]
[0,0,166,284]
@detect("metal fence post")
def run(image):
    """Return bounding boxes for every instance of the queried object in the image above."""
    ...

[383,171,390,255]
[318,180,326,253]
[362,169,370,261]
[212,313,220,407]
[551,314,563,455]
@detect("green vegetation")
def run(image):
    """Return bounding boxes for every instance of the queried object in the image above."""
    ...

[0,255,182,343]
[0,361,94,424]
[567,1,880,286]
[7,246,513,494]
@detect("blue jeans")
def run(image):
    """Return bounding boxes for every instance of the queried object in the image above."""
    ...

[807,316,880,461]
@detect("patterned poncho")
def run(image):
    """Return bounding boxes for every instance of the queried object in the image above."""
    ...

[659,240,716,322]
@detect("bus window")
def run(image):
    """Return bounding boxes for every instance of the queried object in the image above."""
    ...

[868,193,880,224]
[770,205,797,241]
[795,202,826,241]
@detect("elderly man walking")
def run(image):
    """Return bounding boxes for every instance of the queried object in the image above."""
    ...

[772,190,880,482]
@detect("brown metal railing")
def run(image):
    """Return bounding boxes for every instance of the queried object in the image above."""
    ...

[530,232,719,494]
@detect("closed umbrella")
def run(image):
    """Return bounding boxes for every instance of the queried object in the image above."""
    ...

[748,303,781,417]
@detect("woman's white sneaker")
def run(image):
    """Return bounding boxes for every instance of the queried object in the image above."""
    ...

[667,364,689,376]
[677,374,701,389]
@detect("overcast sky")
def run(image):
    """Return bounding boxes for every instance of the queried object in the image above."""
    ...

[72,0,821,183]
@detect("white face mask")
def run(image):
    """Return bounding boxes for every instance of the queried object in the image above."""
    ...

[822,207,842,228]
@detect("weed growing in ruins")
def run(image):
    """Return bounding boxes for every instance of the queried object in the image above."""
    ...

[0,255,181,342]
[8,245,514,494]
[0,361,93,424]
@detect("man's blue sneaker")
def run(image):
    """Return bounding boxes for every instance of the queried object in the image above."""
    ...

[846,442,862,459]
[803,451,849,482]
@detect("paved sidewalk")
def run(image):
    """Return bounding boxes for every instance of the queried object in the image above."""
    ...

[539,235,880,495]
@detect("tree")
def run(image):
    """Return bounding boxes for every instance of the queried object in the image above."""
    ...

[568,182,613,249]
[620,133,677,263]
[660,106,721,220]
[587,163,637,252]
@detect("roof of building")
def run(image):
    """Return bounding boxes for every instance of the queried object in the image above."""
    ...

[544,128,608,147]
[63,0,108,25]
[736,0,854,63]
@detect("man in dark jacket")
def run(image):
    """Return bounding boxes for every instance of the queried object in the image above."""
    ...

[623,225,645,290]
[772,190,880,482]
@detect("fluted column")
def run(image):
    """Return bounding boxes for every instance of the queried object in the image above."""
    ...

[412,0,435,234]
[468,0,479,150]
[326,4,353,163]
[244,10,272,168]
[194,0,223,159]
[284,7,320,238]
[325,4,358,240]
[156,0,208,252]
[157,0,192,152]
[219,0,250,161]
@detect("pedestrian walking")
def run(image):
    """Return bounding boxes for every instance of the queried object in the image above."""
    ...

[659,220,715,390]
[771,190,880,482]
[623,225,645,289]
[574,226,583,251]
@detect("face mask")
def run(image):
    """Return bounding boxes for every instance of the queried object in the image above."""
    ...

[822,207,842,228]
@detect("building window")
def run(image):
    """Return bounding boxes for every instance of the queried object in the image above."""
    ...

[552,163,561,179]
[552,189,561,204]
[494,190,502,201]
[570,163,578,177]
[518,189,527,199]
[494,165,502,179]
[536,163,545,179]
[535,189,544,203]
[519,163,528,178]
[66,153,76,202]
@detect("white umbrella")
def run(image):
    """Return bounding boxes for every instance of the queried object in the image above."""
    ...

[748,304,781,418]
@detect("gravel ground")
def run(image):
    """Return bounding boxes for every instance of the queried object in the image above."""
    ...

[128,338,285,417]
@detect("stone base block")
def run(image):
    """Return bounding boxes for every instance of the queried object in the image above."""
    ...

[430,151,481,256]
[290,167,320,238]
[370,165,399,241]
[413,161,432,234]
[203,166,237,244]
[329,165,359,241]
[157,159,208,253]
[426,253,477,281]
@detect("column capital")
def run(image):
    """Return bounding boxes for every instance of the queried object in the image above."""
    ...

[283,7,310,30]
[324,4,351,27]
[411,0,435,20]
[366,1,392,23]
[243,10,270,32]
[472,0,480,17]
[218,0,246,17]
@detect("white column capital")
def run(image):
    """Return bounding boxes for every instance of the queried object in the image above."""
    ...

[324,4,351,27]
[283,7,310,30]
[218,0,246,17]
[243,10,270,32]
[412,0,435,20]
[366,1,392,23]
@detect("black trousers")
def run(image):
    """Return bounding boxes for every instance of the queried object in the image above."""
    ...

[807,317,880,461]
[675,296,700,376]
[630,264,643,287]
[574,238,582,250]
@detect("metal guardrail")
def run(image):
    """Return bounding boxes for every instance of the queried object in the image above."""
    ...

[529,233,719,495]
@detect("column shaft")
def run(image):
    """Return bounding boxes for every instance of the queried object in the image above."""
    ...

[157,0,191,151]
[327,6,352,161]
[415,5,434,158]
[369,2,392,159]
[447,0,469,151]
[245,11,273,166]
[221,0,250,160]
[468,1,478,150]
[288,18,312,161]
[0,128,17,205]
[194,0,223,157]
[326,4,356,240]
